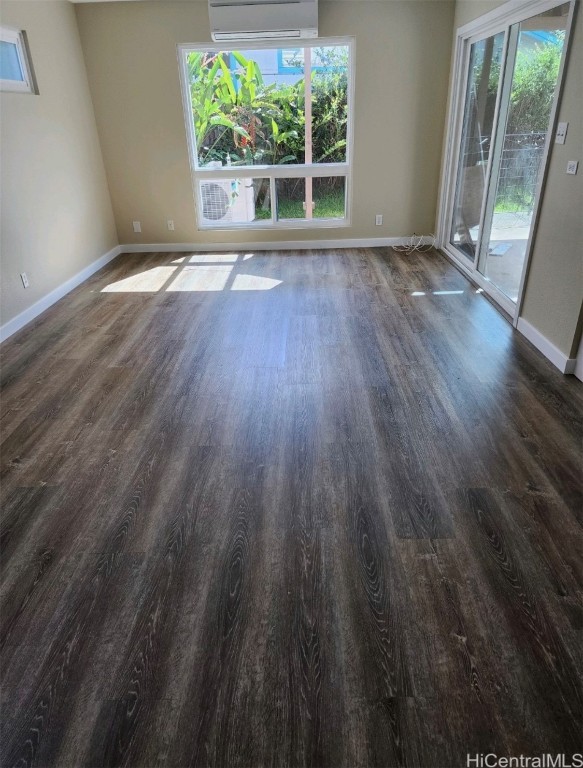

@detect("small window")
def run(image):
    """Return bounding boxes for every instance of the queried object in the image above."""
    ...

[1,27,36,94]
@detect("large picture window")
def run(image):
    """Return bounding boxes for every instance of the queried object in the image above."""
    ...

[178,39,354,230]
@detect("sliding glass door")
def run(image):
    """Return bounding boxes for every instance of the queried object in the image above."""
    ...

[478,4,570,302]
[442,1,573,316]
[450,32,505,261]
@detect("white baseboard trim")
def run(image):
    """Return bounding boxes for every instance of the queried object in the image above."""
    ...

[120,236,434,254]
[0,245,122,343]
[574,335,583,381]
[564,357,577,375]
[516,317,574,374]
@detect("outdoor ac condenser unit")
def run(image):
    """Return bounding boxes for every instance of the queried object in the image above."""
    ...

[209,0,318,42]
[199,178,256,227]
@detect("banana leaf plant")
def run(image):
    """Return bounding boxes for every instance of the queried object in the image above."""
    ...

[187,51,294,166]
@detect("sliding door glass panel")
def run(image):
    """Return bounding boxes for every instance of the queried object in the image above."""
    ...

[450,32,505,260]
[479,4,569,301]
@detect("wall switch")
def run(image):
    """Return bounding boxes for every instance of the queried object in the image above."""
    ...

[132,220,142,233]
[375,214,383,226]
[167,219,175,231]
[20,272,29,289]
[566,160,579,175]
[555,122,568,144]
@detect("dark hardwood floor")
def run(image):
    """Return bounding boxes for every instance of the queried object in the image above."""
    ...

[1,247,582,768]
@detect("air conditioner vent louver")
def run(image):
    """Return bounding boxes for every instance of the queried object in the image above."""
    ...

[201,183,230,221]
[210,0,303,7]
[208,0,317,41]
[214,29,302,40]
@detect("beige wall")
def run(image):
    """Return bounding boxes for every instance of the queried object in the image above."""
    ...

[453,0,583,358]
[454,0,506,28]
[520,7,582,358]
[75,0,455,246]
[0,0,118,328]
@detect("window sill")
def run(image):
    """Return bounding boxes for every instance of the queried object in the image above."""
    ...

[197,217,350,232]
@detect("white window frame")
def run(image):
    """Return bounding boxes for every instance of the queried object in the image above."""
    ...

[436,0,576,323]
[177,37,355,231]
[1,26,37,94]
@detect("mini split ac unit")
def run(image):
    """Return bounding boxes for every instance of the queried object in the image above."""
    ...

[209,0,318,42]
[200,177,256,226]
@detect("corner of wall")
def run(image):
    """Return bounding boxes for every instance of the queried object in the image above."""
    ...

[0,0,118,330]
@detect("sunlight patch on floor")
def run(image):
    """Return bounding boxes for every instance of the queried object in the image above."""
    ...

[101,266,178,292]
[410,289,465,297]
[100,254,282,293]
[231,274,282,291]
[167,265,233,292]
[189,253,241,263]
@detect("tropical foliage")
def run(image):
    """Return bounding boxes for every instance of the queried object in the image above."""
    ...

[187,50,291,166]
[507,33,564,134]
[187,48,348,172]
[480,33,564,135]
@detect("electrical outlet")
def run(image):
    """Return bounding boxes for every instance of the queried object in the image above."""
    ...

[555,122,568,144]
[20,272,29,289]
[566,160,579,175]
[167,220,175,231]
[375,214,383,226]
[132,220,142,233]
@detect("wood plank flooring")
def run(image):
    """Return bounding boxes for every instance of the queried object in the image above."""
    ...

[1,247,582,768]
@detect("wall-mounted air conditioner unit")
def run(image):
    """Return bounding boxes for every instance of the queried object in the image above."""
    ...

[209,0,318,42]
